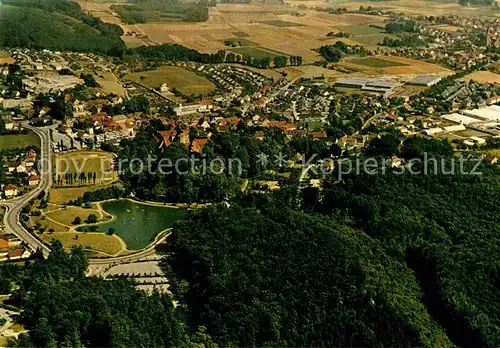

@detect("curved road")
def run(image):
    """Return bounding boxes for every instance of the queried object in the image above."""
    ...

[1,126,165,265]
[1,126,52,256]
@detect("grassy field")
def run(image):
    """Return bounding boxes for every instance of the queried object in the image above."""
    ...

[230,46,284,60]
[262,20,304,27]
[45,206,103,226]
[54,150,117,186]
[126,66,216,95]
[42,232,124,256]
[341,24,393,46]
[347,57,409,68]
[94,71,126,97]
[29,215,70,233]
[0,133,40,150]
[222,38,257,46]
[49,183,122,205]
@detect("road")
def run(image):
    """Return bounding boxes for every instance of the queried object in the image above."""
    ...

[1,126,53,256]
[0,125,165,267]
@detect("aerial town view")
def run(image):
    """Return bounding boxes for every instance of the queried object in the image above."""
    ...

[0,0,498,346]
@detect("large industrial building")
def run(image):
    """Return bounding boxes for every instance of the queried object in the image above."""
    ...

[462,105,500,122]
[441,113,483,125]
[334,77,401,96]
[406,75,442,87]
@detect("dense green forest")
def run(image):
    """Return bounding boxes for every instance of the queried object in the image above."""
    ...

[0,1,125,55]
[111,0,212,24]
[159,135,500,347]
[5,242,193,347]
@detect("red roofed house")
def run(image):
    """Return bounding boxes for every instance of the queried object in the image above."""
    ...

[178,129,190,148]
[199,100,213,110]
[312,130,327,139]
[265,121,296,132]
[191,139,208,154]
[7,248,30,260]
[28,174,39,186]
[0,239,9,249]
[158,130,177,148]
[4,184,18,198]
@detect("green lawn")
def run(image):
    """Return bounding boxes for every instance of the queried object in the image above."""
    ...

[230,47,284,60]
[126,66,215,95]
[342,24,397,46]
[347,57,409,68]
[0,133,40,150]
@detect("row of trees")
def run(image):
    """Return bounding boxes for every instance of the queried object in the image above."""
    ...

[56,172,99,186]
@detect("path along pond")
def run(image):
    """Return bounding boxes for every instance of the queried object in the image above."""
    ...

[77,199,187,250]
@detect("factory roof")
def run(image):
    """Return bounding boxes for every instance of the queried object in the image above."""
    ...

[407,75,442,86]
[441,113,481,125]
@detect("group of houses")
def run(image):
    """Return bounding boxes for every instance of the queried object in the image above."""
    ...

[2,148,39,198]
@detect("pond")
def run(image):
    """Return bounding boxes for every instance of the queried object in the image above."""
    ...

[77,200,187,250]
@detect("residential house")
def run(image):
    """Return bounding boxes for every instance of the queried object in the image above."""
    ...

[158,130,177,148]
[4,184,18,198]
[191,139,208,154]
[0,238,9,249]
[28,174,39,186]
[178,129,190,148]
[7,248,30,260]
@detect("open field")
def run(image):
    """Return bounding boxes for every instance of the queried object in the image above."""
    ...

[261,20,304,27]
[125,66,216,95]
[347,57,409,68]
[42,232,124,256]
[338,56,451,76]
[55,150,117,186]
[29,215,69,233]
[94,71,126,97]
[341,24,397,46]
[230,46,283,60]
[0,51,15,64]
[45,206,103,227]
[49,183,122,205]
[284,0,497,17]
[459,71,500,84]
[0,133,40,150]
[277,65,344,80]
[86,3,386,64]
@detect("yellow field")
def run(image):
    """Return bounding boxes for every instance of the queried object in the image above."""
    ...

[126,66,216,95]
[339,56,451,76]
[42,232,124,256]
[55,150,117,187]
[45,206,103,226]
[284,0,496,17]
[86,2,387,64]
[459,71,500,84]
[0,51,14,64]
[94,71,126,97]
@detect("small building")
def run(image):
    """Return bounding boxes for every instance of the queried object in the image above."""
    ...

[4,184,18,198]
[28,174,39,186]
[7,248,30,260]
[157,130,177,148]
[191,139,208,154]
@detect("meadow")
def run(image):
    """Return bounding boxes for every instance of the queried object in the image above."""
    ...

[0,133,40,150]
[126,66,216,95]
[54,150,117,187]
[347,57,409,68]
